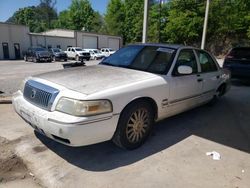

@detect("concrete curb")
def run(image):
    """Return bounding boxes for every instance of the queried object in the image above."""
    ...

[0,97,12,104]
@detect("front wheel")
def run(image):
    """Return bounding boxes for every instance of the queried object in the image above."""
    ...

[33,57,38,63]
[112,102,154,150]
[75,55,79,61]
[24,55,27,61]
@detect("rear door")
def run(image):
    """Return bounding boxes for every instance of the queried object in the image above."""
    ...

[195,49,220,101]
[168,49,203,114]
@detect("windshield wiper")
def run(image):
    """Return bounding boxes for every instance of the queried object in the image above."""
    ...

[101,62,117,67]
[101,62,131,69]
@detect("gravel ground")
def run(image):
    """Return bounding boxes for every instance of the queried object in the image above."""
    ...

[0,137,42,187]
[0,60,100,97]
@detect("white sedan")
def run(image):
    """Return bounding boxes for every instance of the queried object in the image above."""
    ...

[13,44,231,149]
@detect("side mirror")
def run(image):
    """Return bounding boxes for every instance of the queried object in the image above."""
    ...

[177,65,193,75]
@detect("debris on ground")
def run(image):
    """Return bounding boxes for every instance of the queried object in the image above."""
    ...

[206,151,221,160]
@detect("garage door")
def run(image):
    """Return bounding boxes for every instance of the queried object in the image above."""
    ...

[82,35,97,49]
[108,38,120,50]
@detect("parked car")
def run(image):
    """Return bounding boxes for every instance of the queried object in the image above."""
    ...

[49,48,68,62]
[223,47,250,80]
[24,47,52,63]
[100,48,116,57]
[13,44,230,150]
[84,49,105,60]
[65,47,90,62]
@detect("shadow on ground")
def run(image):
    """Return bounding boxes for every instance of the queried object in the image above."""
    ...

[36,84,250,172]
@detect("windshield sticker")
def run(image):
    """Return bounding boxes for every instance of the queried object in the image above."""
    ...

[157,48,175,53]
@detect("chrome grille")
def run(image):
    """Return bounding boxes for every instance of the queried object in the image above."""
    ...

[23,80,59,111]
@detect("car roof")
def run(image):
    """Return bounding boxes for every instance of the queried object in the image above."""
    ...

[129,43,184,50]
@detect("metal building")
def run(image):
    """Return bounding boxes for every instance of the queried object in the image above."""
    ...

[0,22,122,59]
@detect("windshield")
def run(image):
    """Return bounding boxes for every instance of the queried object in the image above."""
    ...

[75,48,82,51]
[101,45,176,74]
[52,48,61,52]
[93,50,99,53]
[34,48,46,52]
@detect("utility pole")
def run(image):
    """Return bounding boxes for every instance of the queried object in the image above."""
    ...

[201,0,210,49]
[142,0,149,43]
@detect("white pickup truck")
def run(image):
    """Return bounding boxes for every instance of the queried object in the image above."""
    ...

[65,47,91,61]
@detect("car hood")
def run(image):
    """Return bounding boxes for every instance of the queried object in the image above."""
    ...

[36,65,157,95]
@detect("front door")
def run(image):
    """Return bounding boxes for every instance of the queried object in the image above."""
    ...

[14,43,21,59]
[2,43,9,59]
[168,49,203,115]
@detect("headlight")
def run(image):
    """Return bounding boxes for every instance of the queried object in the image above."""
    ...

[55,98,112,116]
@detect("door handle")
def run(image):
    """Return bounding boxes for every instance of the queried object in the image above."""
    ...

[197,78,203,82]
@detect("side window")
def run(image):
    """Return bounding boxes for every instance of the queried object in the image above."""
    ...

[196,50,217,72]
[173,49,198,76]
[131,46,175,74]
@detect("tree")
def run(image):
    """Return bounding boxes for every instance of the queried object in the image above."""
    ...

[105,0,125,36]
[55,10,73,29]
[163,0,204,45]
[148,1,170,43]
[69,0,94,31]
[91,11,105,33]
[37,0,57,28]
[6,0,57,32]
[124,0,144,43]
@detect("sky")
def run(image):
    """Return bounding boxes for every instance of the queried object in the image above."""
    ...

[0,0,109,22]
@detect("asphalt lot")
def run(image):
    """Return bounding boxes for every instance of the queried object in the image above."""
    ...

[0,58,249,187]
[0,59,100,97]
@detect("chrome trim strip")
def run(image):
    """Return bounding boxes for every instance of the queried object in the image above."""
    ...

[169,89,214,105]
[24,80,59,111]
[48,116,113,125]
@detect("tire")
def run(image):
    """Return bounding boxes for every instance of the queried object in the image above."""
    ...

[208,84,226,106]
[33,57,38,63]
[112,101,154,150]
[75,55,79,61]
[24,55,27,62]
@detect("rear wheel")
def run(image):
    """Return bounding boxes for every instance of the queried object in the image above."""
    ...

[112,101,154,150]
[209,84,227,105]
